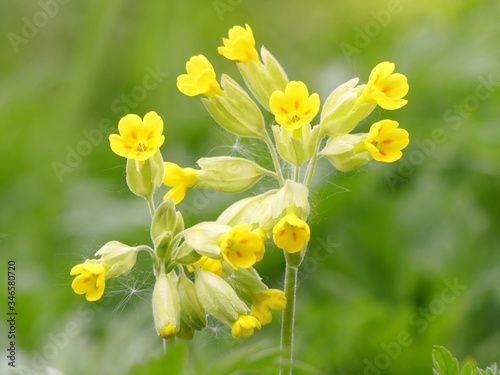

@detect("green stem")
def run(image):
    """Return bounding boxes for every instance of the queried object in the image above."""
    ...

[264,135,285,187]
[303,135,323,187]
[280,262,298,375]
[146,195,156,217]
[293,165,299,183]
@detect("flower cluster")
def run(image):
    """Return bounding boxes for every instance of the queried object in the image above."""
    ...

[70,24,409,344]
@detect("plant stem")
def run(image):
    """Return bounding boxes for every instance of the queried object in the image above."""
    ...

[264,135,285,187]
[303,135,323,187]
[280,262,298,375]
[146,195,156,217]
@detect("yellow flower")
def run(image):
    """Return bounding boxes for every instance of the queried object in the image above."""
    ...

[109,111,165,161]
[364,120,409,162]
[163,162,199,204]
[177,55,222,97]
[219,224,265,269]
[159,324,177,339]
[231,314,262,339]
[70,262,109,302]
[187,256,223,276]
[251,289,287,325]
[269,81,320,131]
[272,213,310,254]
[218,24,259,65]
[361,61,409,110]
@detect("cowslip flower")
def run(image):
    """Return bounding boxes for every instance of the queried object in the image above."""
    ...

[231,314,262,339]
[219,224,265,269]
[269,81,320,131]
[251,289,287,325]
[360,61,409,110]
[364,120,409,162]
[109,111,165,161]
[187,255,223,276]
[70,262,109,302]
[217,24,259,65]
[163,162,199,204]
[273,213,311,254]
[177,55,222,97]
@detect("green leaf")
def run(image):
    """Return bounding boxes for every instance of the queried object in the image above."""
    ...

[433,346,460,375]
[460,362,478,375]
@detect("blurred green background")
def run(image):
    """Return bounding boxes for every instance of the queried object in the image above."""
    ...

[1,0,499,374]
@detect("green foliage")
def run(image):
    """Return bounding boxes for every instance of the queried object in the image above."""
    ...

[432,347,500,375]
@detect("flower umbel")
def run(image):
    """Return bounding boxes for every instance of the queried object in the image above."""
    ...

[364,120,409,162]
[163,162,199,204]
[109,111,165,161]
[273,213,311,254]
[361,61,409,110]
[177,55,222,97]
[231,314,262,339]
[218,24,259,65]
[70,262,108,302]
[219,224,265,269]
[269,81,320,131]
[251,289,287,325]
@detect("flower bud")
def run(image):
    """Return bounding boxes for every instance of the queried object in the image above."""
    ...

[194,267,249,326]
[319,78,376,137]
[202,74,266,139]
[126,150,164,199]
[271,180,310,222]
[94,241,138,279]
[196,157,272,193]
[151,198,184,259]
[319,133,371,171]
[237,46,288,111]
[217,189,278,227]
[170,241,201,266]
[222,264,268,303]
[177,271,207,332]
[152,272,181,339]
[272,124,320,167]
[182,222,229,258]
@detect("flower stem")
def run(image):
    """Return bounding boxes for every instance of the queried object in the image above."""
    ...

[303,135,323,187]
[264,135,285,187]
[280,262,298,375]
[146,195,156,217]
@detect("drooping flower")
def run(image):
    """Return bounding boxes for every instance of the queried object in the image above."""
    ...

[70,262,109,302]
[177,55,222,97]
[251,289,287,325]
[360,61,409,110]
[163,162,199,204]
[217,24,260,65]
[231,314,262,339]
[269,81,320,131]
[273,213,311,254]
[364,120,409,162]
[152,273,181,339]
[219,224,265,269]
[109,111,165,161]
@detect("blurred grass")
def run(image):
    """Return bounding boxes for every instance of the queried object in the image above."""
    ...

[1,0,500,374]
